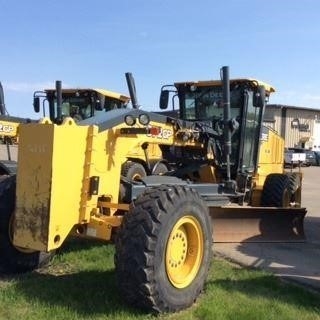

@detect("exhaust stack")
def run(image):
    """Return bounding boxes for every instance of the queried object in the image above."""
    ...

[56,80,62,121]
[125,73,139,109]
[221,66,232,182]
[0,82,6,115]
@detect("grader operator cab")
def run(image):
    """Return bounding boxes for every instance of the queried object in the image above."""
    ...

[33,83,130,122]
[0,67,306,313]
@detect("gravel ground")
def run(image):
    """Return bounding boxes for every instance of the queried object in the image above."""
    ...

[0,144,18,161]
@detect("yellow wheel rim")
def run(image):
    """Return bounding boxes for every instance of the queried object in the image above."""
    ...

[165,215,204,288]
[132,173,142,181]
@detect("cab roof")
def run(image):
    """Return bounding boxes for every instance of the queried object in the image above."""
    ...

[174,78,275,94]
[44,88,130,103]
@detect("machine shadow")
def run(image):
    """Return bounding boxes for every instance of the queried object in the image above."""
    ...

[9,269,145,317]
[57,236,108,255]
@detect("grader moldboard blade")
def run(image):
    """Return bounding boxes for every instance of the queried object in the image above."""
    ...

[209,206,307,243]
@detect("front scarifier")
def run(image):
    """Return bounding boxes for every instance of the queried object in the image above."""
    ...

[115,185,212,313]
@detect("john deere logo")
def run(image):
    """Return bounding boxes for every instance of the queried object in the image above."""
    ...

[0,123,15,133]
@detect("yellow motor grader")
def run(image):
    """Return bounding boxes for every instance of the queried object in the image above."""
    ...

[0,67,306,313]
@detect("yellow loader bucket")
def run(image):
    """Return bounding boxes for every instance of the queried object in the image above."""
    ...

[210,206,307,243]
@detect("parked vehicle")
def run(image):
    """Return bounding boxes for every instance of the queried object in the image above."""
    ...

[304,149,317,166]
[284,148,306,167]
[314,151,320,166]
[286,147,317,166]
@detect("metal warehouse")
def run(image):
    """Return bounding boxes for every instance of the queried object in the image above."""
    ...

[264,104,320,150]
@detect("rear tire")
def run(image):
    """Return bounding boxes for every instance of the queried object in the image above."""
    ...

[152,162,168,175]
[261,173,299,207]
[0,175,54,274]
[285,172,302,207]
[115,185,212,313]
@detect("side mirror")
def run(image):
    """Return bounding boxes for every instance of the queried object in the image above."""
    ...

[159,90,169,109]
[253,86,266,108]
[33,97,40,113]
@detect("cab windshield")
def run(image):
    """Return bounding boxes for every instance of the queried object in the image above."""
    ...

[181,85,242,121]
[59,95,93,120]
[47,91,128,121]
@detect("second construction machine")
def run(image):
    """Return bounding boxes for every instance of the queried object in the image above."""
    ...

[0,67,306,313]
[0,82,23,145]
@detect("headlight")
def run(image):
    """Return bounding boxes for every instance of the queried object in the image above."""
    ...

[124,115,136,126]
[138,113,150,125]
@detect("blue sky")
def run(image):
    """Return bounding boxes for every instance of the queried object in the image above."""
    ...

[1,0,320,118]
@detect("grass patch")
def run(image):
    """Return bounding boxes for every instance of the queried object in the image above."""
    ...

[0,238,319,320]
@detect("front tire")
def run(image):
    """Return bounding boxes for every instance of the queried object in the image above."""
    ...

[121,161,147,181]
[115,185,212,313]
[0,175,54,274]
